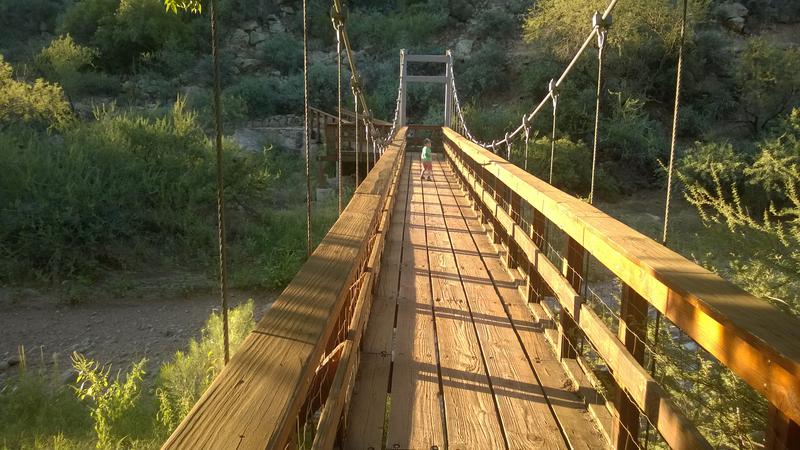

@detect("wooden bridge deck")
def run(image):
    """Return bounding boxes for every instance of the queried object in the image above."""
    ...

[343,156,604,449]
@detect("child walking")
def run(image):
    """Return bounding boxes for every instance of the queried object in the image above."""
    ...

[420,138,433,181]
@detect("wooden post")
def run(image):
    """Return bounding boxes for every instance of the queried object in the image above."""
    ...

[493,176,503,245]
[527,208,547,304]
[560,237,584,359]
[507,190,520,270]
[613,284,648,449]
[766,404,800,450]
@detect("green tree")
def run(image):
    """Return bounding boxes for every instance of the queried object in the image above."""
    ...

[736,38,800,134]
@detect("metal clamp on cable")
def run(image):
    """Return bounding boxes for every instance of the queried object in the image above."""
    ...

[330,4,346,30]
[592,11,611,53]
[350,74,361,96]
[548,78,559,112]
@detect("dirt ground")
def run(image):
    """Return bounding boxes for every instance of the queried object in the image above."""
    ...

[0,272,276,384]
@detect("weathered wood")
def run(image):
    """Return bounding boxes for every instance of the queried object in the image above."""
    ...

[344,158,411,450]
[767,404,800,450]
[444,131,711,450]
[559,238,584,360]
[162,129,406,450]
[386,158,445,449]
[434,163,567,449]
[443,127,800,426]
[422,163,505,449]
[442,164,607,449]
[613,285,648,450]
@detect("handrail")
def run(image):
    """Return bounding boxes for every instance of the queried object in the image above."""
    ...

[442,127,800,448]
[162,128,407,450]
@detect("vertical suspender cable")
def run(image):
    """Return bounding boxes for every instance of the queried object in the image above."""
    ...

[303,0,312,257]
[354,87,359,188]
[523,118,530,172]
[210,0,230,364]
[589,11,610,205]
[663,0,687,247]
[332,7,344,215]
[365,119,370,174]
[548,79,559,185]
[646,1,687,447]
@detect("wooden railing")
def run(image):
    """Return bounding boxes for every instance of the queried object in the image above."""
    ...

[442,127,800,450]
[162,128,407,450]
[320,122,392,162]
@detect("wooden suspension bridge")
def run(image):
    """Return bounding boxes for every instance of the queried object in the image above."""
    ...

[160,125,800,450]
[158,0,800,447]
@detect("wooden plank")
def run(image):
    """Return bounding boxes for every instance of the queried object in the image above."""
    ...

[441,164,606,450]
[387,157,445,449]
[344,157,411,450]
[443,127,800,425]
[344,353,391,449]
[433,161,567,449]
[405,54,449,63]
[163,129,406,450]
[613,285,648,450]
[422,162,506,449]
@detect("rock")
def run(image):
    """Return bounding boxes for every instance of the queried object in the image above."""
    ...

[229,28,250,49]
[237,58,261,72]
[454,38,474,59]
[266,15,285,33]
[449,0,474,22]
[162,329,174,337]
[249,29,269,46]
[7,356,20,367]
[715,2,748,32]
[241,20,259,32]
[280,6,294,15]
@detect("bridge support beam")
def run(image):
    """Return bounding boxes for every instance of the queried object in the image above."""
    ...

[767,404,800,450]
[613,284,648,449]
[559,237,584,360]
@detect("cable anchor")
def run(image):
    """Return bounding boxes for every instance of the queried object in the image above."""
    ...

[548,78,559,112]
[592,11,611,53]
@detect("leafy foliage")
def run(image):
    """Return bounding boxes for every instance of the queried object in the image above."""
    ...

[736,38,800,133]
[71,354,147,448]
[0,55,72,130]
[156,300,254,432]
[680,109,800,316]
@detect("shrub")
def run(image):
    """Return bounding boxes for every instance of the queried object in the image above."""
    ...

[156,300,256,432]
[71,354,147,449]
[259,32,303,74]
[455,39,509,99]
[37,35,98,76]
[0,360,91,447]
[736,38,800,134]
[227,74,303,117]
[57,0,118,45]
[0,98,271,280]
[472,7,518,41]
[0,55,72,130]
[600,96,666,185]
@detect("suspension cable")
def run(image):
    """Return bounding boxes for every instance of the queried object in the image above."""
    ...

[589,11,611,205]
[303,0,312,257]
[209,0,230,364]
[549,79,559,185]
[449,0,621,150]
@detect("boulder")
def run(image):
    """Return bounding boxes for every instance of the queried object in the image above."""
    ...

[241,20,259,32]
[449,0,474,22]
[237,58,261,72]
[249,29,269,46]
[229,28,250,49]
[267,15,286,33]
[715,2,748,32]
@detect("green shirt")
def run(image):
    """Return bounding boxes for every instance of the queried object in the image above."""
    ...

[421,145,432,161]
